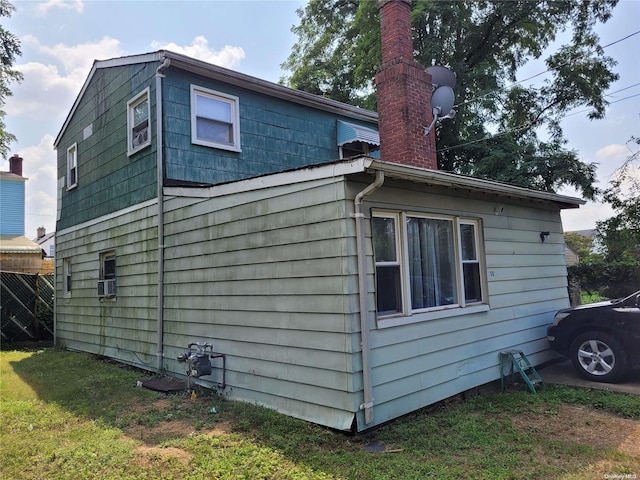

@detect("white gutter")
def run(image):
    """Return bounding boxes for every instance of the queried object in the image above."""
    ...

[354,170,384,425]
[155,56,170,371]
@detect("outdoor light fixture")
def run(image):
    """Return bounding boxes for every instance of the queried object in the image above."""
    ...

[540,231,550,242]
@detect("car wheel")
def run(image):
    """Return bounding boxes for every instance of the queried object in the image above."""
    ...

[569,332,628,383]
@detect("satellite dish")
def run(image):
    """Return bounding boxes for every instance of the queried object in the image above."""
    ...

[430,86,455,119]
[424,85,457,136]
[426,66,456,88]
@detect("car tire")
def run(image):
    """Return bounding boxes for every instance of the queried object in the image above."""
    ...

[569,332,628,383]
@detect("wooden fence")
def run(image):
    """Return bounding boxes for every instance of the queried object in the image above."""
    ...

[1,272,54,343]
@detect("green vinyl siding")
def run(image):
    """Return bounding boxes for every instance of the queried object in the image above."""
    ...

[56,63,159,231]
[55,202,158,363]
[349,177,569,429]
[160,176,362,430]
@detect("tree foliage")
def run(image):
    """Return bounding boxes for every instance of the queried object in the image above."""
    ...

[0,0,22,159]
[281,0,620,199]
[563,231,594,261]
[568,139,640,299]
[595,140,640,262]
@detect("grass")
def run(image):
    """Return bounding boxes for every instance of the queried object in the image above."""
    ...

[580,291,606,304]
[1,347,639,479]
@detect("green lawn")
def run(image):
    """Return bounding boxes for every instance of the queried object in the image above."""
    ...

[1,348,639,479]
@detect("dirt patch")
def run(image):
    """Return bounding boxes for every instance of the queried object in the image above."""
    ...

[134,445,192,467]
[510,404,640,456]
[125,419,196,443]
[206,420,232,437]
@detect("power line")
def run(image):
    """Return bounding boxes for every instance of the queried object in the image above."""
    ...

[453,29,640,109]
[437,92,640,153]
[564,92,640,118]
[605,82,640,97]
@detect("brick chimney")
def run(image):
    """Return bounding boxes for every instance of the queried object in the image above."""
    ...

[37,226,46,239]
[375,0,437,169]
[9,154,23,176]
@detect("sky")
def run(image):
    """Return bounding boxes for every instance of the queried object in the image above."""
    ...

[2,0,639,240]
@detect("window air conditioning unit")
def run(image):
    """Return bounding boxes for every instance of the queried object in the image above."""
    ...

[132,128,148,148]
[98,279,117,298]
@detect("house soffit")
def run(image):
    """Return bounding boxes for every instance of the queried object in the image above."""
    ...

[364,159,585,210]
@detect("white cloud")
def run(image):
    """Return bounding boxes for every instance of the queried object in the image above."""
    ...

[10,135,58,238]
[595,144,630,160]
[6,36,124,121]
[151,36,246,69]
[23,34,122,73]
[37,0,84,16]
[561,202,615,232]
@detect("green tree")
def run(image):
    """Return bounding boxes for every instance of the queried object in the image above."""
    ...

[282,0,620,199]
[0,0,22,159]
[564,231,595,262]
[595,141,640,262]
[569,141,640,299]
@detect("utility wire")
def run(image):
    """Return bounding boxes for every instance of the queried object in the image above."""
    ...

[437,92,640,153]
[563,92,640,118]
[453,29,640,109]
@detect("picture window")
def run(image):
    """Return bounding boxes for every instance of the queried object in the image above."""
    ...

[372,211,486,319]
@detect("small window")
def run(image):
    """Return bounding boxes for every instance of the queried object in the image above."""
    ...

[372,214,403,316]
[63,258,72,297]
[459,221,482,304]
[98,251,117,299]
[127,88,151,155]
[191,85,240,152]
[66,143,77,190]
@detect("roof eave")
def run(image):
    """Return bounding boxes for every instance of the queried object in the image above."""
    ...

[366,159,585,209]
[54,50,378,148]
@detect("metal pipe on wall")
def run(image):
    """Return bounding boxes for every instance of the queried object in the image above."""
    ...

[155,56,170,372]
[354,169,384,425]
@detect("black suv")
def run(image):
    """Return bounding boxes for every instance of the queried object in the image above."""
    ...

[547,289,640,382]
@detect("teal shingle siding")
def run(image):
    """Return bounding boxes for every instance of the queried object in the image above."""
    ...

[56,62,159,231]
[163,70,349,185]
[56,58,378,229]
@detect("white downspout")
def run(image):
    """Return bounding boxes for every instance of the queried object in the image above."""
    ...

[155,56,170,371]
[354,169,384,425]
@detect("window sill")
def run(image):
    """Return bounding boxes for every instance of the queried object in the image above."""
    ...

[127,141,151,157]
[192,138,241,153]
[376,303,490,329]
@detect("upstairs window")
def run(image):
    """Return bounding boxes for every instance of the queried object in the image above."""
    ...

[191,85,240,152]
[127,88,151,155]
[66,143,77,190]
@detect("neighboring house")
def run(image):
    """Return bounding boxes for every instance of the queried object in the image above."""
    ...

[34,227,55,258]
[54,1,583,431]
[34,227,55,274]
[565,244,579,266]
[0,155,46,273]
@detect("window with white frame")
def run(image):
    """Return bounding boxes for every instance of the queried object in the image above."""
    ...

[372,211,486,318]
[63,258,72,297]
[127,88,151,155]
[66,143,78,190]
[98,251,117,299]
[191,85,240,151]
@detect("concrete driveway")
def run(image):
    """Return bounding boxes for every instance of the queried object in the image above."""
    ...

[539,360,640,395]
